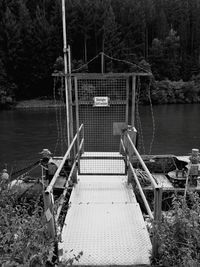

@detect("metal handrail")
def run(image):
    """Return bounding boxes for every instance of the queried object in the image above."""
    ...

[121,133,163,222]
[55,161,77,222]
[129,162,154,219]
[120,138,126,155]
[45,123,83,194]
[55,137,85,223]
[124,133,162,258]
[127,133,158,189]
[44,124,84,239]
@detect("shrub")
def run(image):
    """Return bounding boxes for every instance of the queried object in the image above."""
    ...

[0,179,54,266]
[153,192,200,266]
[149,78,200,104]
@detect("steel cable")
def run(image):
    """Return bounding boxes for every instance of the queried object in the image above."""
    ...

[148,78,156,155]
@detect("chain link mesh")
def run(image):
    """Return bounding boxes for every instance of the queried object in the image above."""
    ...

[76,77,128,152]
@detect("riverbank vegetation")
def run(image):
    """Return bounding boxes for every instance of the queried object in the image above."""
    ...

[152,192,200,266]
[1,0,200,107]
[1,177,200,266]
[141,75,200,104]
[0,179,54,266]
[15,98,65,109]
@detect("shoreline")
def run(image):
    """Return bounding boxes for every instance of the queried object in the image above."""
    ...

[14,99,200,109]
[4,95,200,110]
[15,99,65,109]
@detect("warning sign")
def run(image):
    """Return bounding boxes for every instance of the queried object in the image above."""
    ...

[93,96,110,107]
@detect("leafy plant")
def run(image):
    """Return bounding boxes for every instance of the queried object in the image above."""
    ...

[152,192,200,267]
[0,179,54,266]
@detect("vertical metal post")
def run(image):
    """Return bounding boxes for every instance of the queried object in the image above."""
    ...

[152,186,163,259]
[154,187,162,222]
[74,77,80,173]
[125,77,129,125]
[62,0,70,149]
[82,124,85,154]
[131,75,136,127]
[68,45,74,144]
[101,52,104,74]
[44,192,56,238]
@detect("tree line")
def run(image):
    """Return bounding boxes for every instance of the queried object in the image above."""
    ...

[0,0,200,100]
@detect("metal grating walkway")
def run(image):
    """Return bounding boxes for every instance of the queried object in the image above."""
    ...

[59,153,152,266]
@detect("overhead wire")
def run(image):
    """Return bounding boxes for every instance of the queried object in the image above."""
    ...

[148,78,156,155]
[72,53,101,72]
[11,160,40,179]
[61,76,69,148]
[103,52,151,73]
[53,75,70,156]
[59,77,64,156]
[53,76,60,155]
[135,76,146,154]
[71,52,151,74]
[14,163,40,181]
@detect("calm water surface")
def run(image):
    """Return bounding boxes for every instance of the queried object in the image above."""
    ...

[139,104,200,155]
[0,104,200,169]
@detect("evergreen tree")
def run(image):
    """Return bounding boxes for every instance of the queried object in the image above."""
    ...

[50,0,63,57]
[153,0,168,40]
[31,5,54,97]
[70,0,94,62]
[15,0,34,98]
[0,0,199,101]
[102,5,121,56]
[149,29,180,80]
[1,6,21,93]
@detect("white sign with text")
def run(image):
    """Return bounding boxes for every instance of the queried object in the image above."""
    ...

[93,96,110,107]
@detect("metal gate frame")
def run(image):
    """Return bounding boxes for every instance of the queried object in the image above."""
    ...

[74,74,130,143]
[52,72,152,175]
[73,73,131,175]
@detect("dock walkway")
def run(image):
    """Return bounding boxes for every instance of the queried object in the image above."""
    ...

[59,152,152,266]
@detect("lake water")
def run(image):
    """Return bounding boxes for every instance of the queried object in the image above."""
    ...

[0,104,200,171]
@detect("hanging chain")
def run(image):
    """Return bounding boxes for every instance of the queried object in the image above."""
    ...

[58,77,64,156]
[136,77,146,154]
[53,76,60,155]
[61,76,68,148]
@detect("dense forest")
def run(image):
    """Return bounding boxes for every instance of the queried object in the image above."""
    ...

[0,0,200,101]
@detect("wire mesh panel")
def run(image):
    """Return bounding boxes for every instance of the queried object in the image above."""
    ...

[73,75,129,175]
[75,76,129,152]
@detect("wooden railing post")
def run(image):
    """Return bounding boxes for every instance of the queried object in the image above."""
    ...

[152,186,163,259]
[44,191,56,238]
